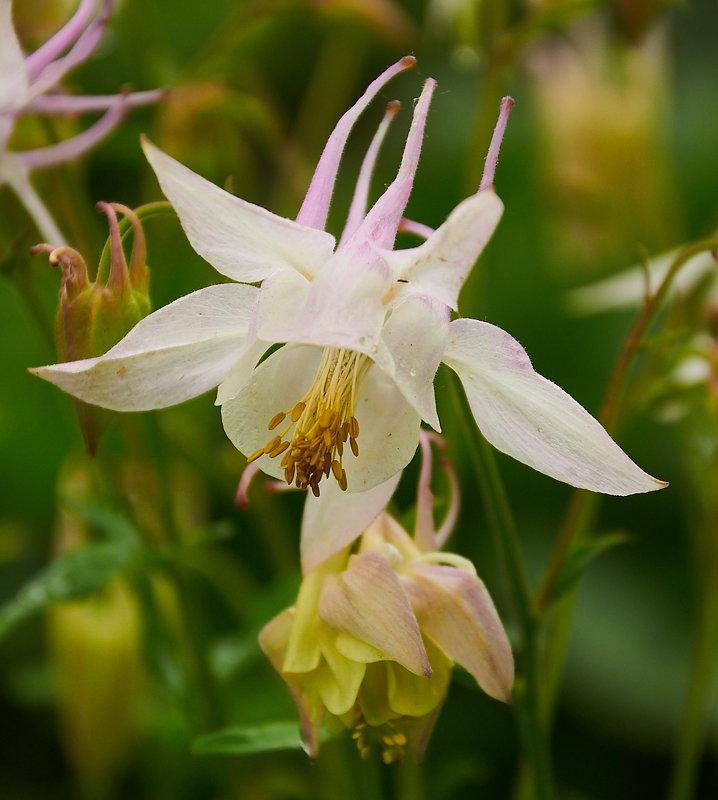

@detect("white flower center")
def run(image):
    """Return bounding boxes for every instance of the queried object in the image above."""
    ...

[248,347,371,495]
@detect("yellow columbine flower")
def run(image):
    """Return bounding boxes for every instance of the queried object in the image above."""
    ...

[260,434,514,760]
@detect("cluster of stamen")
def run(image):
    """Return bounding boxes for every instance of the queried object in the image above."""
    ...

[247,348,370,496]
[352,720,408,764]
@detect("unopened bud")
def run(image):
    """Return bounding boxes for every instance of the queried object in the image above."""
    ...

[32,204,152,454]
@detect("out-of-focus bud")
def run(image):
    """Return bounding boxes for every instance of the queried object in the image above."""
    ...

[531,21,679,278]
[48,463,142,800]
[31,204,151,454]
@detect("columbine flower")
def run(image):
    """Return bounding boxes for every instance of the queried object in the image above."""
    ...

[260,433,514,760]
[32,56,665,497]
[0,0,165,243]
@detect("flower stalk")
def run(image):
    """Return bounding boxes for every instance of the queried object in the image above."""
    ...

[450,374,555,800]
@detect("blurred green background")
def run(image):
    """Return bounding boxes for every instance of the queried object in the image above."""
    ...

[1,0,717,798]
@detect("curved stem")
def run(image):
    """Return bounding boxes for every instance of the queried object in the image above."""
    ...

[450,375,555,800]
[535,239,718,719]
[600,238,718,431]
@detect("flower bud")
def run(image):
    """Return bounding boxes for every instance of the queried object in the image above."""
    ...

[47,463,142,798]
[32,204,151,454]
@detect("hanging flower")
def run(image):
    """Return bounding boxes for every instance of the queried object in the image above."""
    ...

[0,0,165,243]
[260,433,514,759]
[31,56,665,498]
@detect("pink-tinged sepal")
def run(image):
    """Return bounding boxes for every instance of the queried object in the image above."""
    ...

[319,550,431,677]
[142,137,335,284]
[443,318,667,494]
[380,191,504,310]
[404,561,514,702]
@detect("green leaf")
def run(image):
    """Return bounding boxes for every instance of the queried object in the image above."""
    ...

[0,521,141,642]
[543,531,630,609]
[192,721,306,756]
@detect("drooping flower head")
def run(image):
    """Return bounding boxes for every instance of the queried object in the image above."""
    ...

[260,433,514,760]
[0,0,165,243]
[32,57,665,499]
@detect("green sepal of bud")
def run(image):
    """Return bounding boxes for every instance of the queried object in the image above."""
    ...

[31,204,152,456]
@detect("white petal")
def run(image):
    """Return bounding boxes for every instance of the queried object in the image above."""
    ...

[0,0,29,114]
[214,338,269,406]
[31,284,257,411]
[300,473,402,574]
[377,293,448,429]
[256,247,390,355]
[380,192,503,310]
[343,365,421,492]
[142,138,336,283]
[443,319,667,495]
[221,344,321,480]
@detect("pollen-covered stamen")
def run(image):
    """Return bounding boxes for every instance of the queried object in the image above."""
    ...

[247,348,371,495]
[351,719,407,764]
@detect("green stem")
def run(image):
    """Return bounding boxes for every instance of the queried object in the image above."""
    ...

[535,239,718,718]
[668,511,718,799]
[600,238,718,431]
[396,753,424,800]
[115,414,225,731]
[138,413,225,730]
[450,376,554,800]
[537,240,718,609]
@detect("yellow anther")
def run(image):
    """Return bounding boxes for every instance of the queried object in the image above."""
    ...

[268,440,289,458]
[382,749,398,765]
[349,416,360,438]
[268,411,286,430]
[318,408,335,428]
[360,747,371,760]
[247,448,264,464]
[255,347,371,494]
[266,435,281,452]
[393,733,407,747]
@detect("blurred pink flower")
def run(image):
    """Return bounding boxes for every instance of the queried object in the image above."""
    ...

[0,0,164,243]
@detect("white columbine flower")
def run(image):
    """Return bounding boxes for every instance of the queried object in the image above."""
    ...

[32,56,665,498]
[1,0,164,243]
